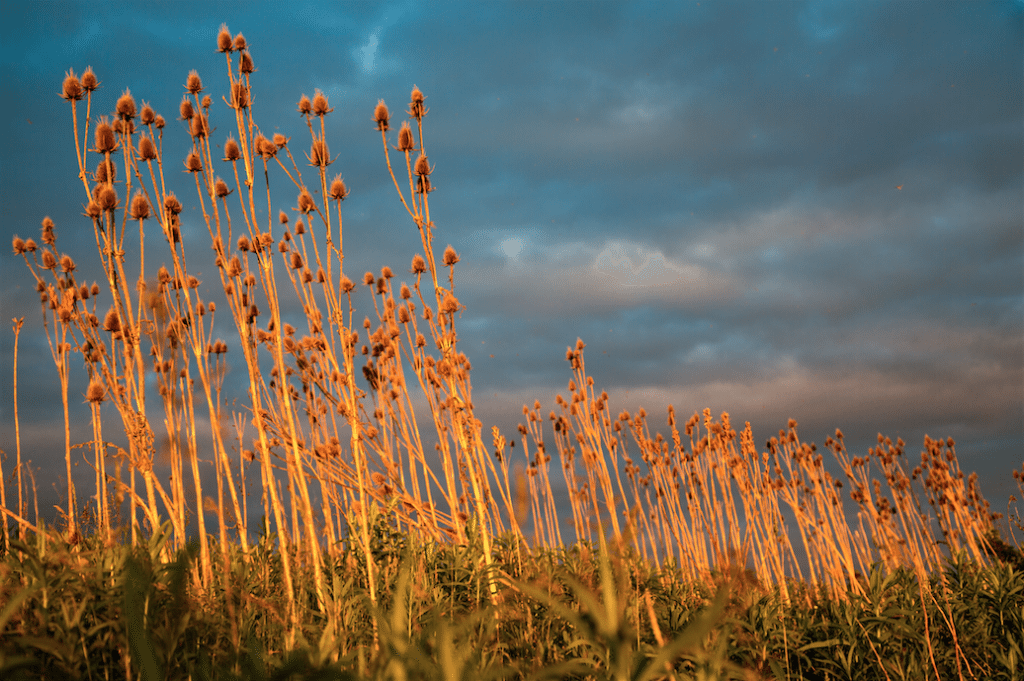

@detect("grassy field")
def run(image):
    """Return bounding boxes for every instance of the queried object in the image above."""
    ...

[3,26,1023,680]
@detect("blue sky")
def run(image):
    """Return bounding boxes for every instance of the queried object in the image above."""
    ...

[1,1,1021,523]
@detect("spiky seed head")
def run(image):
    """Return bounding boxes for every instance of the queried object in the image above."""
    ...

[61,70,83,101]
[12,236,25,254]
[278,211,288,224]
[93,159,116,183]
[254,134,276,159]
[237,235,250,252]
[85,201,101,219]
[184,152,202,173]
[179,96,195,120]
[408,85,426,119]
[297,189,316,214]
[440,293,459,315]
[140,103,155,125]
[116,89,136,119]
[24,238,37,252]
[103,307,120,332]
[312,89,331,116]
[130,192,150,220]
[273,133,288,148]
[201,94,211,109]
[86,379,106,403]
[157,266,171,284]
[374,99,390,131]
[414,154,431,176]
[163,193,182,216]
[442,245,459,266]
[278,240,288,254]
[399,283,411,299]
[138,134,157,161]
[81,67,98,91]
[411,254,426,274]
[381,266,394,279]
[112,118,134,135]
[60,254,75,273]
[94,119,117,153]
[363,271,375,286]
[294,220,305,235]
[238,51,254,74]
[79,284,90,300]
[41,217,55,243]
[186,70,203,94]
[340,276,354,293]
[297,94,312,115]
[308,137,330,167]
[189,115,208,138]
[217,25,232,52]
[290,252,303,270]
[214,178,230,197]
[397,121,414,152]
[329,175,348,200]
[223,136,241,161]
[232,33,247,51]
[154,114,165,129]
[231,81,249,109]
[98,186,118,212]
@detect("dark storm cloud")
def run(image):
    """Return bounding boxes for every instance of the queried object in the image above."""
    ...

[1,1,1021,519]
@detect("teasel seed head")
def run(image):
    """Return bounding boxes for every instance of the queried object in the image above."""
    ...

[85,201,101,219]
[185,70,203,94]
[374,99,390,131]
[239,51,254,74]
[116,89,136,119]
[273,133,288,148]
[223,136,241,161]
[294,219,305,234]
[442,245,459,266]
[41,217,55,244]
[93,158,116,183]
[137,134,157,161]
[81,67,98,92]
[340,275,354,293]
[163,193,182,216]
[217,24,232,53]
[231,80,249,109]
[308,137,330,167]
[94,118,117,153]
[254,134,276,159]
[399,283,411,299]
[214,178,231,197]
[328,175,349,201]
[184,152,202,173]
[237,235,250,252]
[363,271,375,286]
[232,33,247,52]
[79,284,90,300]
[61,70,83,101]
[290,252,303,270]
[189,114,208,138]
[12,236,25,254]
[408,85,426,119]
[278,240,288,254]
[98,186,118,212]
[60,254,76,273]
[397,121,414,152]
[103,307,120,332]
[312,89,331,116]
[24,238,37,252]
[414,153,432,176]
[154,114,165,129]
[297,189,316,214]
[297,94,312,115]
[411,254,426,274]
[179,96,194,120]
[440,292,460,315]
[86,379,106,403]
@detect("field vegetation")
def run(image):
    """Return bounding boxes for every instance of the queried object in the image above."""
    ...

[2,27,1023,680]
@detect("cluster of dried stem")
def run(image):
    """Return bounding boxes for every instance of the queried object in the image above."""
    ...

[3,26,1016,644]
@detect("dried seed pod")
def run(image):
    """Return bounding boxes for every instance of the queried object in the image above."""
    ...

[81,67,98,92]
[116,89,136,119]
[184,152,202,173]
[94,119,116,153]
[179,96,194,120]
[232,33,246,52]
[163,193,182,216]
[214,178,231,197]
[185,70,203,94]
[328,175,348,201]
[397,121,414,152]
[410,254,426,274]
[61,70,83,101]
[308,137,330,167]
[408,85,426,119]
[223,136,241,161]
[137,134,157,161]
[442,245,459,266]
[231,81,249,109]
[297,94,312,115]
[373,99,390,131]
[238,51,254,74]
[217,25,232,53]
[312,89,331,116]
[297,189,316,214]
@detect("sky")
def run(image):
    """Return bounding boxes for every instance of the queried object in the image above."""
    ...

[0,1,1021,529]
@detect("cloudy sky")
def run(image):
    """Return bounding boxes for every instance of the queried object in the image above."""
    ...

[1,1,1021,525]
